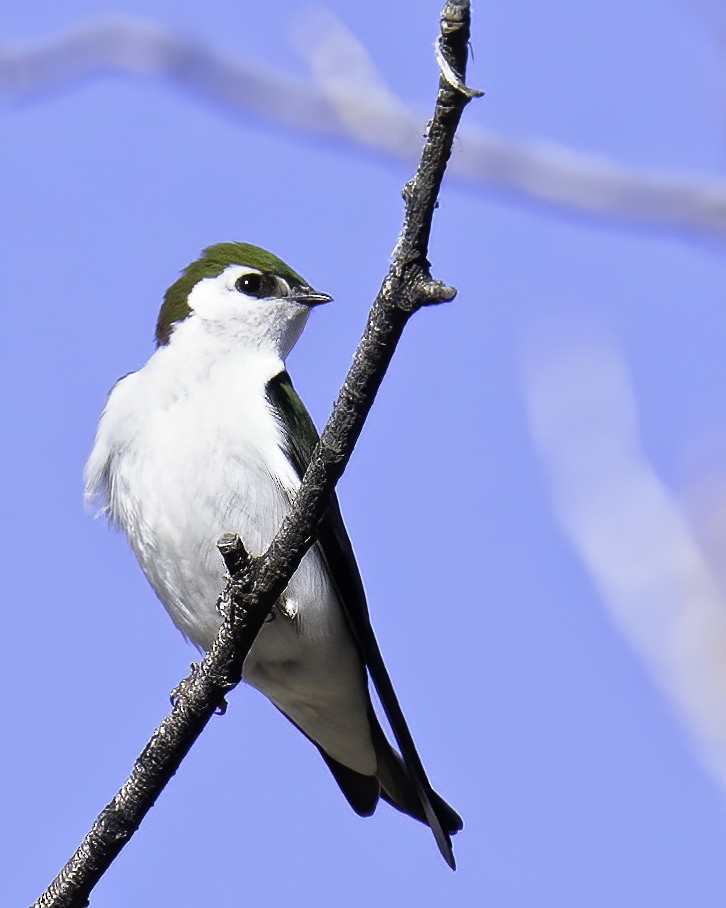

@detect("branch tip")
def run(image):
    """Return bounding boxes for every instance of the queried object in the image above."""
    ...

[217,533,250,576]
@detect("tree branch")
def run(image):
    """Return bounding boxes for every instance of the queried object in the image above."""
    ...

[32,2,478,906]
[2,14,724,240]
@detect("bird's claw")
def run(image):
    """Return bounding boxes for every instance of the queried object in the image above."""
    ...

[169,661,200,706]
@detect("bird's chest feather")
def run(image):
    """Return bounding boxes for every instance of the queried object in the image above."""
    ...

[133,378,294,556]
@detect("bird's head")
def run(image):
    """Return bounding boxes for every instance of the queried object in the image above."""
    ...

[155,243,332,358]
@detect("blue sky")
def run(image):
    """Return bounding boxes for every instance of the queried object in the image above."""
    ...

[4,1,726,906]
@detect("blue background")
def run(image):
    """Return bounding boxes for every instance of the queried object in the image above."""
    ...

[4,1,726,905]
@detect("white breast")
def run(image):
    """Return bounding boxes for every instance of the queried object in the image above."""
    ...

[86,335,293,643]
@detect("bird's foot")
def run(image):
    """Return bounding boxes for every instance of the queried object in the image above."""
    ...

[169,661,201,707]
[277,595,299,621]
[170,662,230,714]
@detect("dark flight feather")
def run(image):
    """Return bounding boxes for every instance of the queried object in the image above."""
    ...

[266,370,462,868]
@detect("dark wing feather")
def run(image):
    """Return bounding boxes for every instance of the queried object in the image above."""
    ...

[266,371,462,867]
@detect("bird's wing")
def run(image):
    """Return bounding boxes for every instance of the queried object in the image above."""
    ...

[266,370,460,867]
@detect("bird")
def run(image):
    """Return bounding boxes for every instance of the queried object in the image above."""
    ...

[85,242,462,867]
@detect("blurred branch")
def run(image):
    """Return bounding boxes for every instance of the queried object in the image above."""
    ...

[32,1,476,905]
[524,336,726,793]
[2,15,726,240]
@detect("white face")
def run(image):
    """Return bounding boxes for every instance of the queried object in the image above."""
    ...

[186,264,312,359]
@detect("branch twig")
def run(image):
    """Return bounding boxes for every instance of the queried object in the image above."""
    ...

[32,2,478,905]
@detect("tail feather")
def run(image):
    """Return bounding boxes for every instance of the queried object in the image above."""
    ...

[378,752,463,833]
[289,705,462,868]
[317,732,462,869]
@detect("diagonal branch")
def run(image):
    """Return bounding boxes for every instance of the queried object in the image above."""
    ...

[32,2,478,906]
[2,15,725,240]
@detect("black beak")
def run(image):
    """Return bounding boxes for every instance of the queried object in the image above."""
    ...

[292,287,333,308]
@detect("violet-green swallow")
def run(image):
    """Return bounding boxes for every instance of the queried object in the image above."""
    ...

[85,242,462,867]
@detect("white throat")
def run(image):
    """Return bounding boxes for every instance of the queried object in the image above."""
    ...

[180,266,311,360]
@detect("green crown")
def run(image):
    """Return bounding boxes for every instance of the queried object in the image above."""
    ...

[155,243,307,346]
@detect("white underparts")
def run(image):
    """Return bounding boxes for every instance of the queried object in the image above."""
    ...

[85,306,377,775]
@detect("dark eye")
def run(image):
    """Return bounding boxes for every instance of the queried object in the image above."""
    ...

[234,273,264,296]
